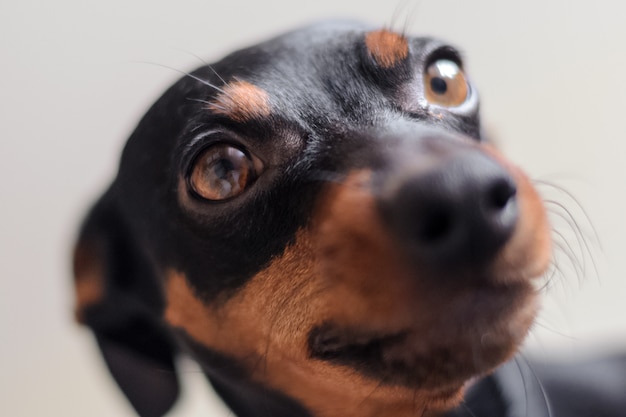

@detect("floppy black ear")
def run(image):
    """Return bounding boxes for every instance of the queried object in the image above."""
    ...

[73,189,179,417]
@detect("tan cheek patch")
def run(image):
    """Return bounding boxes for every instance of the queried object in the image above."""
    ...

[364,29,409,69]
[207,80,271,122]
[312,171,418,330]
[164,271,443,417]
[163,193,448,416]
[73,241,105,323]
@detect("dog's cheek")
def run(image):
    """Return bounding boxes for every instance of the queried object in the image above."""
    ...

[311,170,418,330]
[164,235,328,374]
[163,227,447,417]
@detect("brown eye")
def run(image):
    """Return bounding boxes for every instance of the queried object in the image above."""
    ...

[424,59,469,107]
[189,144,262,201]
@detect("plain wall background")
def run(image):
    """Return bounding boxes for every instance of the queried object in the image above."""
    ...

[1,1,625,416]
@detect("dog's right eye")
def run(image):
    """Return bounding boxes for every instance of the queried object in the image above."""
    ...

[188,144,263,201]
[424,59,468,107]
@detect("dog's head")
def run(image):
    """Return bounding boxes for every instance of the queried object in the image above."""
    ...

[73,22,551,417]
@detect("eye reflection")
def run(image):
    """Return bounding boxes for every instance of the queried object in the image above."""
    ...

[189,144,261,201]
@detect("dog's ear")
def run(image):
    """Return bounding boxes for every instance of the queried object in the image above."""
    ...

[73,189,179,417]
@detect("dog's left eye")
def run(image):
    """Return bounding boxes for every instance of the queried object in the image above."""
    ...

[189,144,262,201]
[424,59,469,107]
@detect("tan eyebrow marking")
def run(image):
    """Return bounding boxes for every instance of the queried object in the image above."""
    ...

[364,29,409,68]
[207,80,271,122]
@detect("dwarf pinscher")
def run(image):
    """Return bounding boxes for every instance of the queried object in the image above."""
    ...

[73,21,626,417]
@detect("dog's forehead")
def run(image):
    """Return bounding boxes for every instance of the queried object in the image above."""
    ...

[217,21,441,69]
[203,22,446,122]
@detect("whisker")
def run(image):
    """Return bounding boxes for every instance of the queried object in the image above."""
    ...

[534,179,601,286]
[544,200,600,282]
[519,356,554,417]
[170,47,210,65]
[167,48,229,90]
[389,0,411,32]
[187,97,228,112]
[538,262,560,292]
[548,210,585,258]
[401,0,423,35]
[512,356,531,417]
[544,198,596,249]
[130,60,228,95]
[460,402,479,417]
[356,378,386,411]
[534,180,602,249]
[206,64,227,85]
[532,320,577,341]
[173,49,228,85]
[550,238,584,287]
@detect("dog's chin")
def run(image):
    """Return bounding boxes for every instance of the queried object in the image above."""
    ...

[309,281,538,393]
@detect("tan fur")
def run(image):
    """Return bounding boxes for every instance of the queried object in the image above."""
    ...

[207,80,271,122]
[364,30,409,68]
[73,241,105,323]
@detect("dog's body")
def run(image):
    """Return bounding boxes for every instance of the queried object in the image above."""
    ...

[73,21,626,417]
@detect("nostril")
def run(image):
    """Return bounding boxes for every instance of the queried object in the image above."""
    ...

[487,179,517,211]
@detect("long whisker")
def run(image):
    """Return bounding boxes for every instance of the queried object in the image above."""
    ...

[513,356,531,417]
[532,320,577,341]
[401,0,424,35]
[187,97,228,112]
[534,179,601,287]
[519,355,554,417]
[550,225,585,272]
[460,402,479,417]
[130,60,228,95]
[544,200,600,282]
[170,47,210,65]
[206,64,227,85]
[538,261,561,292]
[533,180,602,248]
[389,0,412,32]
[550,237,584,287]
[172,49,228,86]
[165,49,230,93]
[356,377,386,411]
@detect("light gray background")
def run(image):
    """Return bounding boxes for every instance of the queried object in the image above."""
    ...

[2,1,625,416]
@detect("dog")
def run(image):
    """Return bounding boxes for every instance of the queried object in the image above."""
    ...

[73,21,626,417]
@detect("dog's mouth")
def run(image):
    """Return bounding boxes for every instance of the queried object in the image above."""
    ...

[308,281,537,391]
[308,325,411,380]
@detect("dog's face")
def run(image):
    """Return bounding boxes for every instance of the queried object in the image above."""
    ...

[74,22,552,417]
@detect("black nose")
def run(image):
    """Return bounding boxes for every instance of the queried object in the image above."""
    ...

[380,150,519,266]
